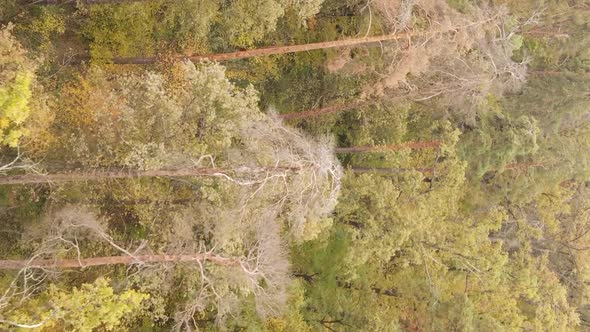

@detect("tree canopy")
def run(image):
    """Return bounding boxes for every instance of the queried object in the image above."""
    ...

[0,0,589,330]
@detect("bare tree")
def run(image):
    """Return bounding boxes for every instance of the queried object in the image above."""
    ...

[278,100,375,120]
[71,31,431,65]
[21,0,143,5]
[0,148,38,176]
[351,166,434,175]
[0,165,300,186]
[237,114,342,241]
[0,206,291,330]
[364,2,528,117]
[334,140,441,153]
[172,210,290,330]
[278,2,530,124]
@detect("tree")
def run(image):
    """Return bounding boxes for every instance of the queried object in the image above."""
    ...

[72,31,423,64]
[276,1,528,125]
[8,63,343,234]
[0,56,346,326]
[290,226,404,331]
[334,140,441,154]
[0,205,291,330]
[334,121,465,268]
[0,165,304,185]
[0,277,147,331]
[0,24,35,148]
[458,95,540,179]
[278,100,373,120]
[473,71,590,206]
[286,0,325,21]
[216,0,285,48]
[514,1,590,72]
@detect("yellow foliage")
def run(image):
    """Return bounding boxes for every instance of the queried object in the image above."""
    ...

[55,76,98,129]
[1,278,148,331]
[21,90,55,155]
[0,25,36,147]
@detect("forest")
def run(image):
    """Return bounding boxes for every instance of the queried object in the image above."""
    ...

[0,0,589,330]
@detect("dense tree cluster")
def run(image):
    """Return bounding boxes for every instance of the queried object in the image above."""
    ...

[0,0,589,331]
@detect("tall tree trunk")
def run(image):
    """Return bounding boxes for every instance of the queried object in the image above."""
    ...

[277,96,408,120]
[336,280,399,297]
[25,0,144,5]
[522,28,569,39]
[74,198,194,206]
[350,167,435,175]
[350,162,544,177]
[335,141,441,153]
[0,166,298,185]
[278,100,374,120]
[73,31,423,65]
[0,253,240,270]
[503,162,545,171]
[530,70,566,76]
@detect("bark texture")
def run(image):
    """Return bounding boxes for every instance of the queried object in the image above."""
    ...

[73,32,419,64]
[0,253,240,270]
[0,166,299,185]
[335,141,441,153]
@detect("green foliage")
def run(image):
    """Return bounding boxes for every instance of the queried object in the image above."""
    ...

[49,62,259,169]
[292,227,404,331]
[459,95,539,178]
[15,6,66,54]
[447,0,473,13]
[0,0,19,22]
[75,0,326,60]
[2,277,147,331]
[1,1,590,330]
[335,172,411,265]
[155,0,220,53]
[286,0,325,21]
[263,281,312,332]
[79,0,223,59]
[216,0,285,47]
[79,3,160,60]
[48,278,148,331]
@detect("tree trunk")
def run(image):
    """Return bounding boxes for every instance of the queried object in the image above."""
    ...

[503,162,545,171]
[74,198,195,206]
[0,253,240,270]
[529,70,566,76]
[73,31,423,65]
[522,28,569,39]
[277,95,408,120]
[350,167,435,175]
[337,280,399,297]
[0,166,298,185]
[278,100,374,120]
[292,272,317,283]
[26,0,144,5]
[335,141,441,153]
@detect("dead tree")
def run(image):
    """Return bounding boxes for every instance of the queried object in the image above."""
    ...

[71,31,430,65]
[21,0,143,5]
[0,206,291,330]
[278,100,375,120]
[279,4,531,122]
[238,115,342,241]
[334,141,441,153]
[351,167,435,175]
[0,148,37,175]
[0,253,242,270]
[0,166,300,186]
